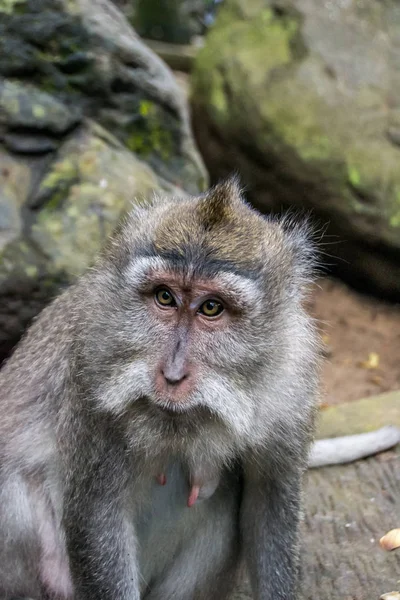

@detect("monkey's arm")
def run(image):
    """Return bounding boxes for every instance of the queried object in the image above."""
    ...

[309,426,400,468]
[62,420,141,600]
[241,455,302,600]
[66,494,140,600]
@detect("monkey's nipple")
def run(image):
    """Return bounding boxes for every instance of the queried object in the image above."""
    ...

[156,473,167,486]
[187,473,220,507]
[187,485,200,508]
[156,472,199,507]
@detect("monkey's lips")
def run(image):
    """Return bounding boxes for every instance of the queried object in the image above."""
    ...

[153,399,191,417]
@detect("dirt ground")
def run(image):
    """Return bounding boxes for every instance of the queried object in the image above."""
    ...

[308,278,400,406]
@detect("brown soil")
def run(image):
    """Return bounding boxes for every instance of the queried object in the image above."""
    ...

[308,278,400,406]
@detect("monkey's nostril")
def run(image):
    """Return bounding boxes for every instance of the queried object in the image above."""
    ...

[162,369,189,386]
[164,375,187,386]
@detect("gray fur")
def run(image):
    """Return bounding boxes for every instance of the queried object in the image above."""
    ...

[0,179,320,600]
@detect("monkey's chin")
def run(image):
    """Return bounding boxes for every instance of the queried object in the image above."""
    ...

[153,399,193,417]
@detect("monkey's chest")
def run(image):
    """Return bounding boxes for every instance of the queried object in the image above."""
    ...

[133,461,220,588]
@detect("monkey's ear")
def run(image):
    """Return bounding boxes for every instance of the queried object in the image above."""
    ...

[198,174,243,229]
[279,214,320,284]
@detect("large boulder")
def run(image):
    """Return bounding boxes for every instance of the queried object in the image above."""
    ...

[191,0,400,299]
[0,0,206,190]
[0,0,207,362]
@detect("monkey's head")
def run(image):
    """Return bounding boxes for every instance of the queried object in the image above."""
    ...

[75,178,318,458]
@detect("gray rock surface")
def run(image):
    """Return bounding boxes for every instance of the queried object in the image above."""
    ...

[231,452,400,599]
[191,0,400,299]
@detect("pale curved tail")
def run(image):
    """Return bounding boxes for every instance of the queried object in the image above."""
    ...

[309,426,400,468]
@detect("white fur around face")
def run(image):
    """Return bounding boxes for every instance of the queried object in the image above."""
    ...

[123,256,171,288]
[95,360,153,415]
[124,256,262,307]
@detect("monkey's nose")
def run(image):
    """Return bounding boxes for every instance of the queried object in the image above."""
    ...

[162,365,189,386]
[156,363,193,402]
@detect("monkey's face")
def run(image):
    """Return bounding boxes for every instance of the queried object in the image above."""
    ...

[87,256,272,442]
[124,257,269,419]
[79,179,316,452]
[143,270,234,405]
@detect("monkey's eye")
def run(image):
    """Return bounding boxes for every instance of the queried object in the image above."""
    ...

[198,299,224,318]
[155,288,176,308]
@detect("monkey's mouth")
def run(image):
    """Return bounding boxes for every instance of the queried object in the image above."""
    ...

[159,406,182,417]
[154,400,190,417]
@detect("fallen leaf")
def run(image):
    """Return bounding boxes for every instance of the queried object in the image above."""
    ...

[320,334,333,358]
[319,402,330,410]
[380,529,400,551]
[359,352,380,369]
[369,375,383,386]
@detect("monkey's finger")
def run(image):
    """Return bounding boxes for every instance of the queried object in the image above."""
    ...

[156,474,167,486]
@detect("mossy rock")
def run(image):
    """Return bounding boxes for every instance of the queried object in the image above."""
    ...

[316,391,400,440]
[191,0,400,299]
[0,0,207,192]
[0,122,191,364]
[0,0,208,362]
[30,123,167,277]
[0,78,80,135]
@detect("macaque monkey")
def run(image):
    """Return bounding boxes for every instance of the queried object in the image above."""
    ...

[0,177,331,600]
